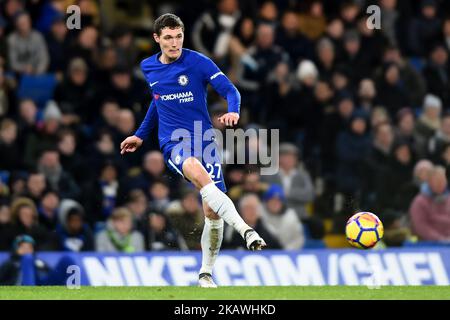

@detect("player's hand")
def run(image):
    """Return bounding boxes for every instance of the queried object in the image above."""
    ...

[120,135,143,154]
[218,112,239,127]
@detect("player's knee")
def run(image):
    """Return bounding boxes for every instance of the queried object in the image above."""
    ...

[182,157,199,172]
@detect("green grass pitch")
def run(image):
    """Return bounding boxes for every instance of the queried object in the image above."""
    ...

[0,286,449,300]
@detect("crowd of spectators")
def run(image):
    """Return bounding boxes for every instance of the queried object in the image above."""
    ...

[1,0,450,254]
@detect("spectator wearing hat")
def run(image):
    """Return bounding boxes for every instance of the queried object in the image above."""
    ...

[55,205,94,252]
[0,234,76,285]
[261,142,314,220]
[260,184,305,250]
[0,235,41,285]
[95,207,145,252]
[409,165,450,242]
[7,11,49,75]
[23,100,61,169]
[296,59,320,152]
[223,193,281,249]
[415,93,442,143]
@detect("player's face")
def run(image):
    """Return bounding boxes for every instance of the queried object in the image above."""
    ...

[154,27,184,62]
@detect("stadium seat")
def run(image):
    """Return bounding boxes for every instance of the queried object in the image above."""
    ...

[303,239,327,249]
[17,74,57,109]
[323,234,350,248]
[403,240,450,247]
[408,57,425,73]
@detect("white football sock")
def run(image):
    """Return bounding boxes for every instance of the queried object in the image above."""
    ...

[199,217,224,275]
[200,182,250,238]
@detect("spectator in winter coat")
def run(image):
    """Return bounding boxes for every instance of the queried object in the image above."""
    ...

[260,184,305,250]
[408,0,442,57]
[9,197,57,251]
[0,234,75,285]
[422,45,450,108]
[409,165,450,242]
[262,143,314,219]
[416,94,442,145]
[95,207,145,253]
[336,111,371,195]
[7,11,49,75]
[56,200,94,252]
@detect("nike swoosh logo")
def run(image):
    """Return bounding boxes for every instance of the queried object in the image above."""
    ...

[150,81,159,87]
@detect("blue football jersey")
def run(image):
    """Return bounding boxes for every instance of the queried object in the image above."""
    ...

[135,48,240,149]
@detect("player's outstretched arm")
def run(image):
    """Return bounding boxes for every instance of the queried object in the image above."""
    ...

[120,100,158,154]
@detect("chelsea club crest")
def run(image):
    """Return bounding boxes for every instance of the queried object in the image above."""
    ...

[178,75,189,86]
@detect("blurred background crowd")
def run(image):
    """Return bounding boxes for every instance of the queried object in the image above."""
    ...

[0,0,450,254]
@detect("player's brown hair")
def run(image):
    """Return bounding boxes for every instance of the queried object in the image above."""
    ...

[153,13,184,36]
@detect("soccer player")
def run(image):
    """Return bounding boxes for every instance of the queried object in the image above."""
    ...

[120,13,266,288]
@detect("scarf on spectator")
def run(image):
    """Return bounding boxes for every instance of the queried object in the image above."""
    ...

[106,229,135,253]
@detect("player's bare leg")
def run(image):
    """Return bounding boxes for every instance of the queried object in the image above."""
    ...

[198,202,222,288]
[182,157,266,251]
